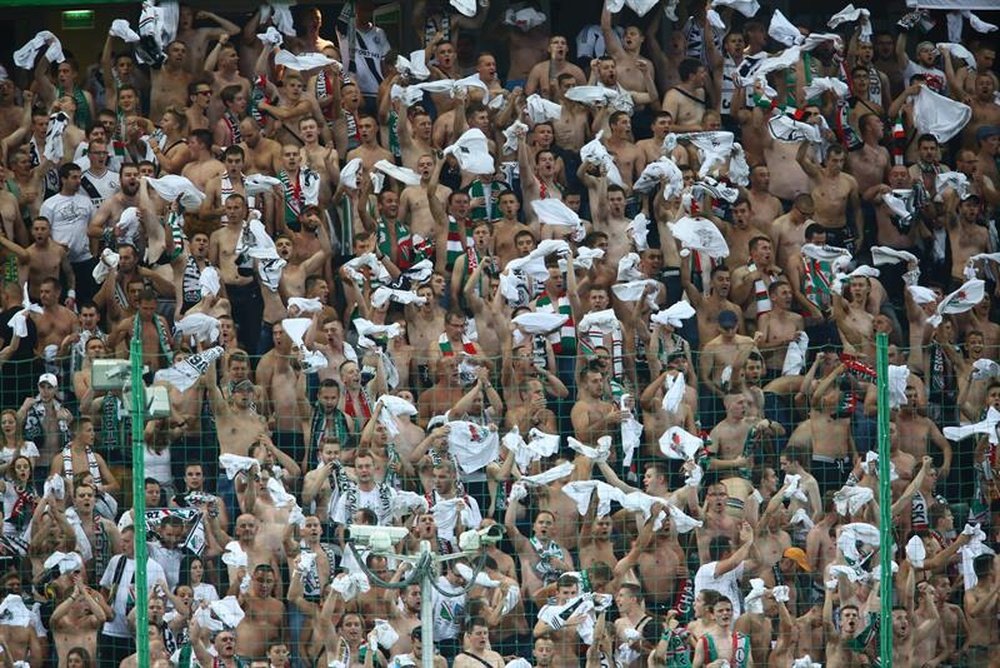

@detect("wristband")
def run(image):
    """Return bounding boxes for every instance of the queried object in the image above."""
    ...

[67,290,76,300]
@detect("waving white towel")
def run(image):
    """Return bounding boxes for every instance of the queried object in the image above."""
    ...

[905,535,926,568]
[927,278,984,328]
[781,331,810,376]
[43,551,83,575]
[804,77,850,100]
[937,42,977,71]
[209,597,245,629]
[275,50,338,72]
[443,128,494,176]
[871,246,918,267]
[450,0,477,17]
[620,394,643,470]
[504,7,547,31]
[452,73,490,102]
[374,160,422,186]
[92,248,120,285]
[154,346,224,393]
[712,0,759,17]
[564,85,618,108]
[6,283,42,339]
[339,158,363,190]
[769,10,803,46]
[446,421,499,474]
[834,485,874,516]
[525,95,563,124]
[219,454,259,480]
[396,50,431,81]
[633,157,685,199]
[176,313,221,344]
[668,216,730,259]
[109,19,141,43]
[146,175,206,209]
[828,4,871,41]
[199,266,221,298]
[580,131,623,187]
[971,359,1000,381]
[790,508,815,531]
[959,523,996,589]
[502,120,530,154]
[944,406,1000,445]
[567,436,612,463]
[651,301,696,329]
[14,31,64,69]
[331,572,371,601]
[837,522,881,564]
[256,26,284,47]
[659,426,702,460]
[0,594,32,627]
[520,462,574,487]
[562,480,625,517]
[914,86,972,144]
[512,311,569,334]
[661,372,687,414]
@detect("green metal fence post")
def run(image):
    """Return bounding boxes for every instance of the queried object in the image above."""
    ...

[130,318,149,668]
[876,332,893,667]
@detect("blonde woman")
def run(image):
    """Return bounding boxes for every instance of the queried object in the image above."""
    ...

[0,409,39,473]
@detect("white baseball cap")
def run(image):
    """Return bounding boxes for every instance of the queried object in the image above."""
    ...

[37,373,58,387]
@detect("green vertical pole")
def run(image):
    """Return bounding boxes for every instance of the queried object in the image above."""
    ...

[875,332,893,667]
[130,318,149,668]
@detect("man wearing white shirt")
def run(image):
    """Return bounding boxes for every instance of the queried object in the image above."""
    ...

[427,459,483,550]
[79,140,120,209]
[99,524,167,668]
[39,162,96,303]
[693,522,755,620]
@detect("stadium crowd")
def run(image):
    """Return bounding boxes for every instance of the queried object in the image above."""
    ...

[0,0,998,666]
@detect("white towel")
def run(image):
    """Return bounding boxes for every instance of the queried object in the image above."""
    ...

[871,246,918,267]
[450,0,477,17]
[266,477,296,508]
[767,111,823,145]
[287,297,323,315]
[651,301,696,329]
[633,157,684,199]
[781,331,809,376]
[888,365,910,409]
[782,474,809,503]
[907,284,937,305]
[14,31,64,69]
[837,522,881,564]
[959,523,996,589]
[452,73,491,102]
[6,283,42,338]
[668,216,730,259]
[146,175,206,209]
[905,535,926,568]
[256,26,284,47]
[0,594,32,627]
[661,373,686,413]
[176,313,221,344]
[443,128,494,176]
[43,112,68,163]
[396,50,431,81]
[620,394,643,470]
[616,252,643,282]
[199,266,221,298]
[563,85,618,108]
[790,508,815,531]
[629,213,651,251]
[260,2,296,35]
[658,426,702,460]
[520,462,574,487]
[446,421,499,474]
[274,49,338,72]
[109,19,141,43]
[522,96,561,126]
[859,451,899,481]
[154,346,225,393]
[218,454,259,480]
[962,11,998,35]
[43,551,83,575]
[578,308,620,337]
[791,656,822,668]
[92,248,120,285]
[665,132,735,179]
[371,286,426,309]
[580,131,624,187]
[389,489,428,521]
[944,406,1000,445]
[344,252,390,286]
[454,563,500,589]
[244,174,283,197]
[567,436,612,463]
[512,312,569,334]
[804,77,851,100]
[374,160,422,186]
[562,480,625,517]
[280,317,313,348]
[331,572,371,601]
[834,264,880,290]
[377,395,417,438]
[712,0,759,16]
[606,0,660,17]
[927,278,984,328]
[221,541,248,568]
[768,10,803,46]
[502,120,530,154]
[209,596,245,629]
[340,158,363,190]
[834,485,874,516]
[744,578,768,614]
[354,318,402,341]
[43,475,65,500]
[971,359,1000,381]
[936,43,977,71]
[914,86,972,145]
[828,4,871,40]
[935,171,970,200]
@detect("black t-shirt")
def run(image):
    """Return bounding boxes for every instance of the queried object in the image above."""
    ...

[0,306,39,362]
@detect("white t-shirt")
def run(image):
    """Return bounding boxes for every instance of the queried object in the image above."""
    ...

[694,560,745,619]
[148,541,183,591]
[80,168,120,208]
[332,486,383,524]
[431,576,465,641]
[192,581,219,605]
[337,26,391,96]
[39,192,95,263]
[903,61,947,94]
[99,555,167,637]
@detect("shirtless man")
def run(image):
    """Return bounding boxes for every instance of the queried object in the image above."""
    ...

[259,72,320,147]
[724,197,770,269]
[398,155,452,241]
[346,114,394,172]
[239,117,284,176]
[0,217,72,299]
[771,194,815,276]
[455,619,504,668]
[691,595,751,668]
[298,117,339,204]
[847,114,890,197]
[236,564,285,660]
[31,278,78,356]
[396,103,436,172]
[662,59,709,132]
[797,143,864,252]
[894,385,953,477]
[947,195,990,285]
[181,130,226,191]
[505,501,574,605]
[757,281,804,372]
[680,264,741,344]
[214,85,248,149]
[604,112,645,191]
[730,236,783,325]
[525,35,587,100]
[962,555,999,668]
[256,326,310,464]
[490,191,531,268]
[52,570,109,667]
[204,36,250,123]
[531,575,586,668]
[745,165,784,234]
[150,42,194,122]
[209,194,265,353]
[833,277,875,354]
[175,5,240,73]
[108,288,171,371]
[786,388,856,497]
[571,367,629,446]
[600,9,657,102]
[699,310,755,403]
[823,596,862,667]
[551,74,592,152]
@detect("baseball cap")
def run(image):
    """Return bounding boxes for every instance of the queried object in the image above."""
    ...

[718,310,739,329]
[38,373,58,387]
[232,379,255,393]
[975,125,1000,143]
[783,547,812,572]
